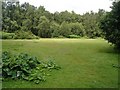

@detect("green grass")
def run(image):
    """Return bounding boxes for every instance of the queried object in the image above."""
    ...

[2,39,119,88]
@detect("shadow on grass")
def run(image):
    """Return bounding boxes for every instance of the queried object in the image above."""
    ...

[99,46,119,54]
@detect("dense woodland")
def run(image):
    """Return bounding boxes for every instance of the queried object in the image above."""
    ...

[2,0,106,39]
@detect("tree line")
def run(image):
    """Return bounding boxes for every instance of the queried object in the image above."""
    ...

[2,0,106,38]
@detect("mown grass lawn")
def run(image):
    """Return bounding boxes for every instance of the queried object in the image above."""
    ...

[2,39,119,88]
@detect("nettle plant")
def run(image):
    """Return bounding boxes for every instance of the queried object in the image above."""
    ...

[2,51,61,84]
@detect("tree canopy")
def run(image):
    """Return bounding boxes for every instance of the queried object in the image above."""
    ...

[2,0,105,39]
[100,1,120,49]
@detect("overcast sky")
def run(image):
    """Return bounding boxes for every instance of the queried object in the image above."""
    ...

[19,0,113,14]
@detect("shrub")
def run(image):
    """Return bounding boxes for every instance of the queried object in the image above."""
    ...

[81,36,89,39]
[57,35,65,38]
[14,31,39,39]
[67,34,81,38]
[0,31,39,39]
[2,51,61,84]
[0,32,16,39]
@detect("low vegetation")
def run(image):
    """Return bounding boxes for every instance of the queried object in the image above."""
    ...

[0,31,39,39]
[0,32,15,39]
[2,51,61,84]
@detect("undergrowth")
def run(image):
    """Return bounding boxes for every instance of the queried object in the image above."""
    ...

[2,51,61,84]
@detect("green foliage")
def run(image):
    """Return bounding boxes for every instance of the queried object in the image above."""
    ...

[82,11,104,38]
[112,64,120,68]
[0,31,39,39]
[67,35,81,38]
[60,21,71,37]
[100,1,120,49]
[69,22,85,36]
[57,35,65,38]
[41,60,61,70]
[2,1,105,39]
[2,51,61,84]
[2,51,40,79]
[50,21,60,37]
[37,16,51,38]
[0,32,16,39]
[21,19,32,31]
[14,31,39,39]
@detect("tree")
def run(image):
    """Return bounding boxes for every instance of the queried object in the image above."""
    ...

[2,0,105,39]
[69,22,85,36]
[37,16,51,38]
[82,11,103,38]
[50,21,60,37]
[2,0,20,32]
[60,21,71,37]
[100,1,120,48]
[21,19,32,31]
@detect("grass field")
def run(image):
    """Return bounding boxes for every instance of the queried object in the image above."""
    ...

[2,39,119,88]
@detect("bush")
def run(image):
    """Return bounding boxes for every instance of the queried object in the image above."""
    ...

[0,31,39,39]
[2,51,61,84]
[57,35,65,38]
[14,31,39,39]
[0,32,16,39]
[81,36,89,39]
[67,35,81,38]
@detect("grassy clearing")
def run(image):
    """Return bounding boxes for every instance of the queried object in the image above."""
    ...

[2,39,118,88]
